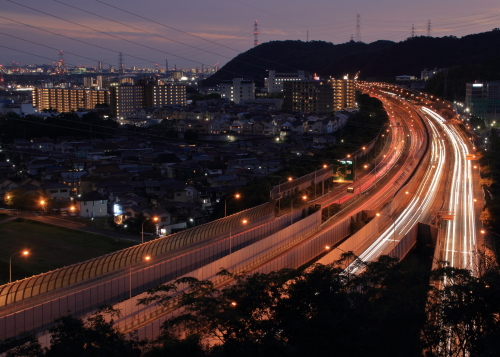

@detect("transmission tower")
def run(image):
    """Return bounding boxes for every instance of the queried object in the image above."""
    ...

[411,24,415,38]
[427,20,431,37]
[254,21,258,46]
[306,30,309,42]
[350,34,354,42]
[119,52,124,74]
[355,14,361,42]
[58,50,65,72]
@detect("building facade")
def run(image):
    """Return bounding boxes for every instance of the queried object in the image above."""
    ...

[465,81,500,120]
[220,78,255,104]
[265,70,309,93]
[110,84,186,118]
[32,88,110,113]
[283,76,355,113]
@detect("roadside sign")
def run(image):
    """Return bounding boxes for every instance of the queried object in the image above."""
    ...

[333,159,354,183]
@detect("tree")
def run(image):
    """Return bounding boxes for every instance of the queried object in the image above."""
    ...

[3,306,144,356]
[423,262,500,357]
[47,306,143,356]
[138,254,428,357]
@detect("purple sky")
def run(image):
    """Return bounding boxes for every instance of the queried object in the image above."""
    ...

[1,0,499,70]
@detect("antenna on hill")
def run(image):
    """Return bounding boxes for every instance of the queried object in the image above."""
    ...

[427,20,432,37]
[254,20,259,47]
[350,34,354,41]
[355,14,361,42]
[307,30,309,42]
[411,24,415,38]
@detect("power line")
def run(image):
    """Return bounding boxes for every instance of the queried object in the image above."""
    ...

[0,8,270,83]
[92,0,301,71]
[10,0,304,78]
[0,29,114,68]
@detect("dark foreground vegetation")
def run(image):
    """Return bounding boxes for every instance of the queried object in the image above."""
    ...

[3,253,500,357]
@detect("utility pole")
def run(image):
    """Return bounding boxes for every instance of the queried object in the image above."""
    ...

[254,20,259,47]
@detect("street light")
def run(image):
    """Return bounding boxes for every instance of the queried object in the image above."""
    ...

[291,195,308,225]
[224,193,241,217]
[9,250,29,283]
[277,177,293,216]
[376,213,397,251]
[130,255,151,299]
[40,200,46,213]
[229,219,248,254]
[142,216,158,244]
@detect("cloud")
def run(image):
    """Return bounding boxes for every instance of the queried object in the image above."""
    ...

[187,32,250,40]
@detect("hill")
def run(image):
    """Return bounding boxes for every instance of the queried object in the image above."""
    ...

[202,29,500,90]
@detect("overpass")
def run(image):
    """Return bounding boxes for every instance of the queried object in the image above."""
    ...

[2,83,472,343]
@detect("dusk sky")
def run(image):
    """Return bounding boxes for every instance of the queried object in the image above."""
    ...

[1,0,499,70]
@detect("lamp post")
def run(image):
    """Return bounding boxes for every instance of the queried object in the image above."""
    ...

[321,164,328,196]
[40,200,46,214]
[9,250,29,283]
[224,193,241,217]
[277,177,293,216]
[376,213,397,251]
[142,217,158,244]
[229,219,248,254]
[130,255,151,299]
[291,195,307,225]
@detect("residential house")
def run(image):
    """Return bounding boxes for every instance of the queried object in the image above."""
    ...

[77,190,108,217]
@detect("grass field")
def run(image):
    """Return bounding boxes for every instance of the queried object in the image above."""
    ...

[0,218,137,285]
[0,213,9,221]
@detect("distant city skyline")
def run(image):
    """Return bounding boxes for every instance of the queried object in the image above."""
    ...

[1,0,499,70]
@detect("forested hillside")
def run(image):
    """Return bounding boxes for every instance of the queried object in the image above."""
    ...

[202,29,500,89]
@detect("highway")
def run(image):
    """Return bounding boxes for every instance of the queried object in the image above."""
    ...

[348,84,482,276]
[0,82,484,343]
[422,107,481,273]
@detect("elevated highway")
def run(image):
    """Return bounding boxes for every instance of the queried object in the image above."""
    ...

[0,82,459,343]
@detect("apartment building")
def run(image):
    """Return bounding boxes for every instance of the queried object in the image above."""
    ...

[465,81,500,120]
[220,78,255,104]
[32,88,110,113]
[283,76,355,113]
[110,83,186,118]
[264,70,310,93]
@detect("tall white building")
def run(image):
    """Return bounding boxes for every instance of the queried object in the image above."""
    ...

[265,70,310,93]
[220,78,255,104]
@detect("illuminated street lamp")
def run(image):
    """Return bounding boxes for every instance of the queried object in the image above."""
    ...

[277,177,293,216]
[130,255,151,299]
[142,216,159,244]
[291,195,308,225]
[225,193,241,217]
[229,219,248,254]
[40,200,46,213]
[9,250,29,283]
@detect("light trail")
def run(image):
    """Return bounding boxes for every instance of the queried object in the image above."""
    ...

[351,116,447,271]
[422,107,478,273]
